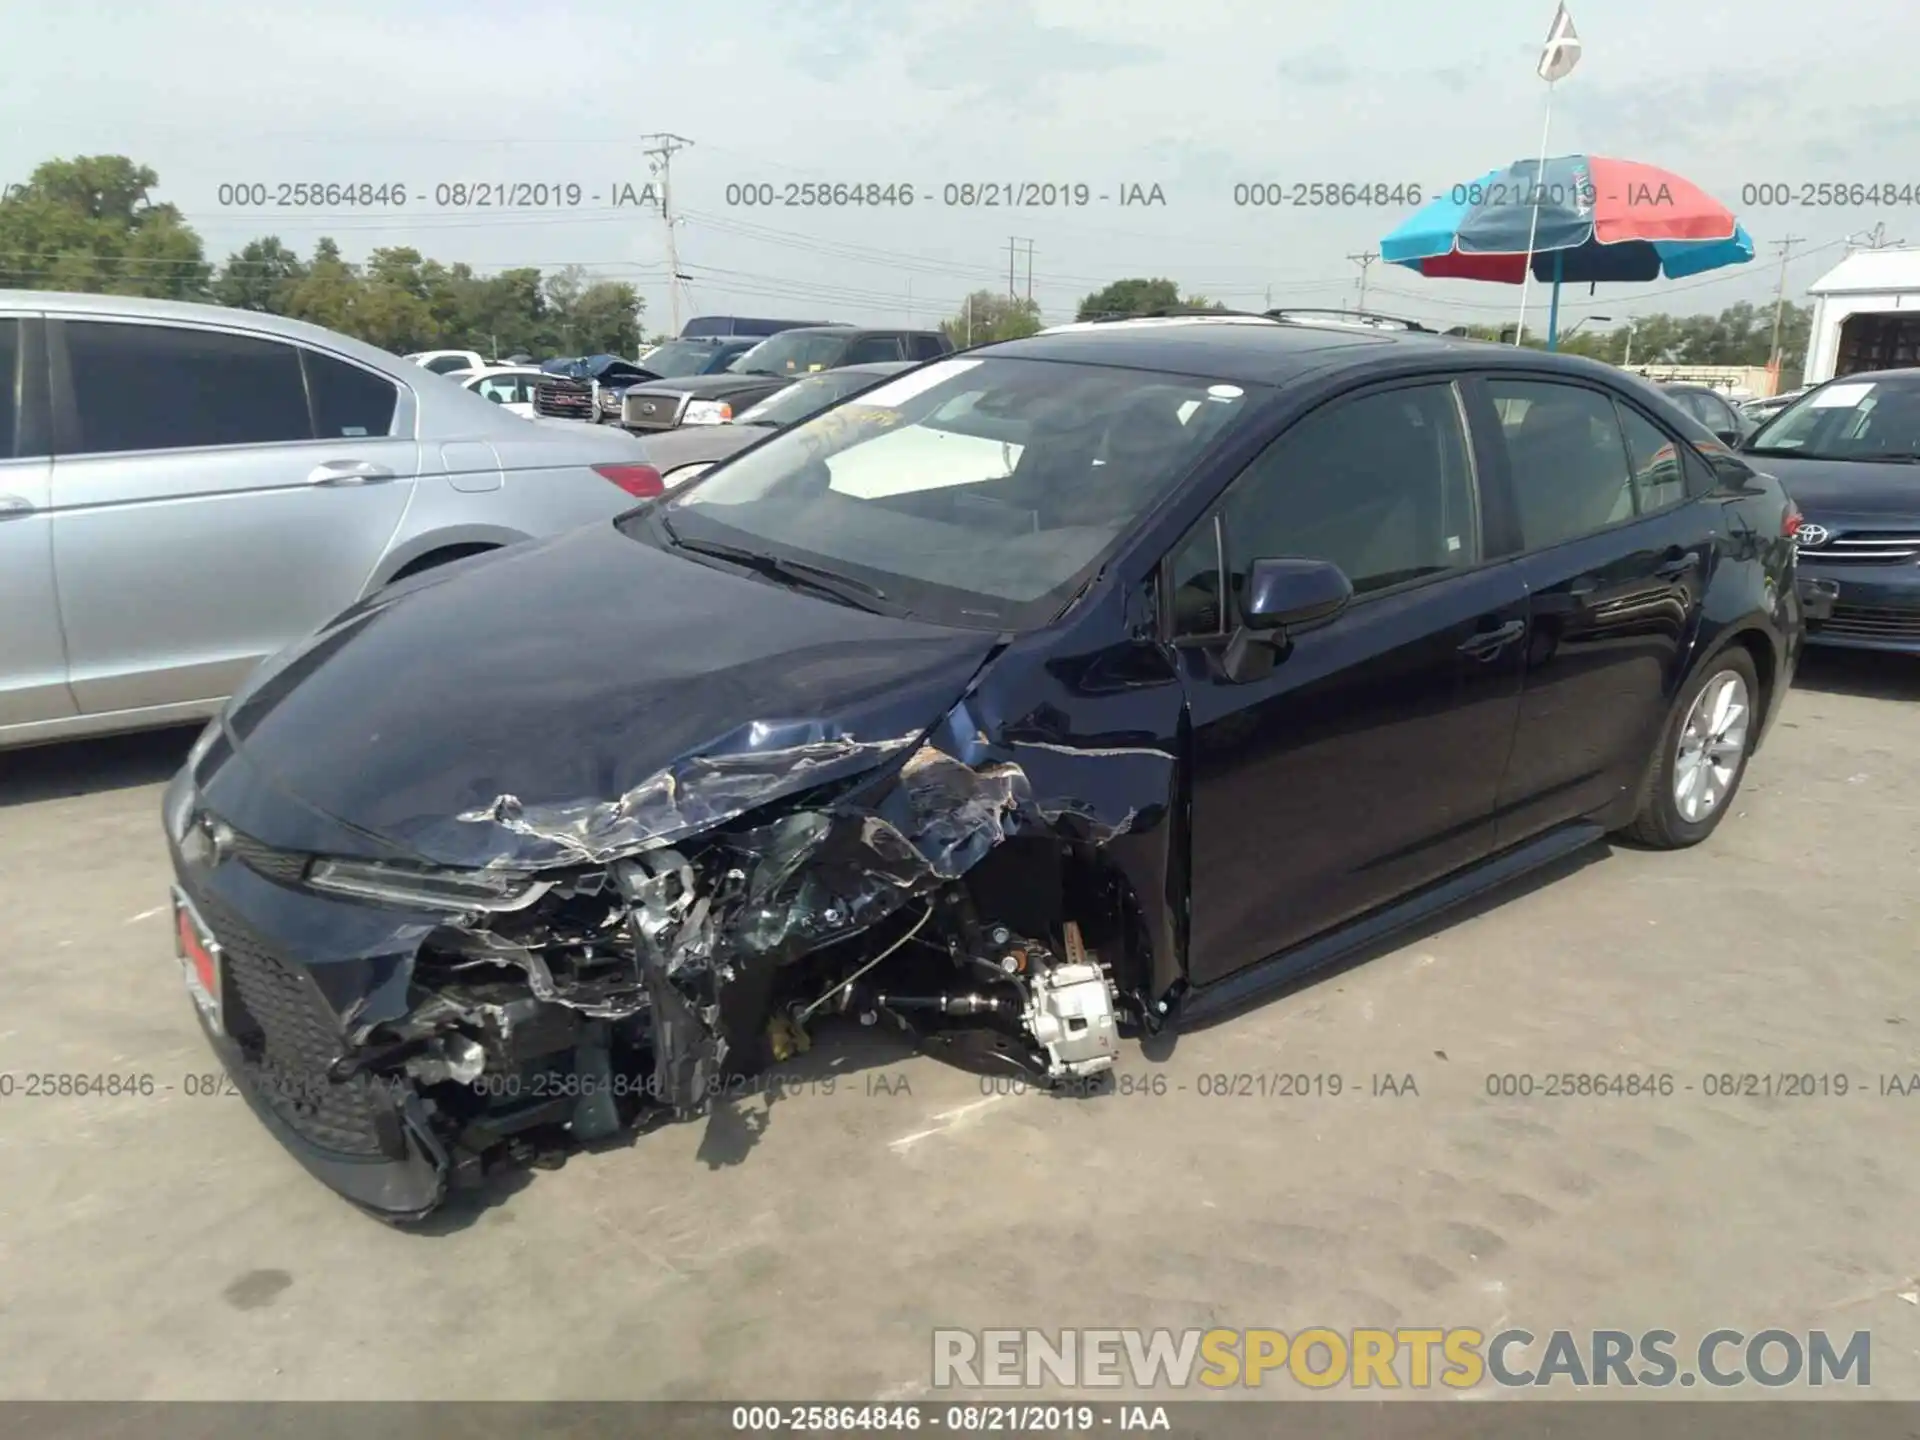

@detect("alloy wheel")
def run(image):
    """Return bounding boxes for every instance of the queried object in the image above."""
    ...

[1672,670,1750,823]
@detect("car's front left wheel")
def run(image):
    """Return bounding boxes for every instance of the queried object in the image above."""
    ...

[1621,647,1759,849]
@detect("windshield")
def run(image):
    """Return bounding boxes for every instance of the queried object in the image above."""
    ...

[639,340,729,378]
[626,355,1265,630]
[733,369,893,428]
[731,331,851,377]
[1748,375,1920,461]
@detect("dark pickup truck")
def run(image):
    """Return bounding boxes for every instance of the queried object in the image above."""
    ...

[619,325,952,432]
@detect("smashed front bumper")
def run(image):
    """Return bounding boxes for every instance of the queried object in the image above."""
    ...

[161,721,1151,1221]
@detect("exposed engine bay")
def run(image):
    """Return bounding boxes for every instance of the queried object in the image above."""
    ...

[318,742,1142,1203]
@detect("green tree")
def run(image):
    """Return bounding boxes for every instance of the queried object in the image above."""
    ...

[564,280,644,356]
[277,236,364,334]
[212,236,307,312]
[1075,277,1182,320]
[942,288,1042,346]
[0,155,209,298]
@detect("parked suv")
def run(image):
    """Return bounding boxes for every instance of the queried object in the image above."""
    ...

[619,326,954,432]
[0,293,665,750]
[161,314,1804,1219]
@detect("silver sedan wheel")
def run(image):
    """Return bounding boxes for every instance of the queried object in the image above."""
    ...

[1673,670,1750,823]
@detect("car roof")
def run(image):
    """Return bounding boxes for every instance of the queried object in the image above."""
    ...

[1811,367,1920,385]
[977,313,1649,390]
[0,289,419,376]
[765,325,941,340]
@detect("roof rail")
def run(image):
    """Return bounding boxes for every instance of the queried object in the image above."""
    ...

[1264,307,1442,332]
[1081,306,1279,323]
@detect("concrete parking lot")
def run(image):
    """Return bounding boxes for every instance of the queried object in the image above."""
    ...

[0,651,1915,1402]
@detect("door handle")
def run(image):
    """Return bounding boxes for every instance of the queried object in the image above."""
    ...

[1654,549,1700,581]
[1458,618,1525,658]
[0,494,34,520]
[307,460,396,486]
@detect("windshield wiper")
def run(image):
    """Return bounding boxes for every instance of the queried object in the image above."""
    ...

[660,525,891,611]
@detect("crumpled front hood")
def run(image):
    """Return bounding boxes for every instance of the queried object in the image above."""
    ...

[199,522,999,870]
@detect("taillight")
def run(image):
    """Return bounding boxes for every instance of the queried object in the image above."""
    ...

[593,462,664,498]
[1781,500,1803,539]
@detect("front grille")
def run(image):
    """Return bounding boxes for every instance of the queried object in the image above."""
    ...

[192,890,403,1158]
[1812,602,1920,643]
[1798,530,1920,564]
[533,377,594,420]
[622,389,688,431]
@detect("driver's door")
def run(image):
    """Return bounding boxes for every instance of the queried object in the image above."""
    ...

[1173,379,1531,986]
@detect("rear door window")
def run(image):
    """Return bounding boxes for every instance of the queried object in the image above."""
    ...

[844,335,906,364]
[0,318,17,458]
[1486,379,1639,550]
[64,320,313,454]
[304,349,400,437]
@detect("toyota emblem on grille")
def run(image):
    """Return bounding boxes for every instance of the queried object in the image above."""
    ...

[1797,523,1830,547]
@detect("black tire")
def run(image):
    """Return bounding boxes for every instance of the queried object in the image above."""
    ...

[1620,646,1760,850]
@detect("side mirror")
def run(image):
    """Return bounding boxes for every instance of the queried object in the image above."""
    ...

[1220,558,1353,683]
[1713,427,1742,448]
[1244,557,1353,630]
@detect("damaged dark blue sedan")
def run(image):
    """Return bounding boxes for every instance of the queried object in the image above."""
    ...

[163,315,1805,1220]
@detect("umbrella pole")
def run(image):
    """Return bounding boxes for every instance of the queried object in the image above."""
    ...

[1513,80,1556,346]
[1546,251,1563,350]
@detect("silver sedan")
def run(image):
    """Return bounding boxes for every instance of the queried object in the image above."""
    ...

[0,292,662,750]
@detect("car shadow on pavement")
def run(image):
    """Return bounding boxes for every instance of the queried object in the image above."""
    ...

[1791,649,1920,702]
[0,724,201,808]
[1141,841,1612,1058]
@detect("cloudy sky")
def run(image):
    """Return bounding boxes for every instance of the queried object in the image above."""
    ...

[7,0,1919,339]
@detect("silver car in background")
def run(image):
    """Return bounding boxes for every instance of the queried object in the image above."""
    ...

[0,292,664,750]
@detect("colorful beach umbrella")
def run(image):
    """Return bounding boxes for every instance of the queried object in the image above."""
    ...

[1381,154,1754,347]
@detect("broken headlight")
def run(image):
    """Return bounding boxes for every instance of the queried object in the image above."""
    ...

[304,857,550,913]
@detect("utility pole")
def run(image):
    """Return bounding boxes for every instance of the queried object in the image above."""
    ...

[1006,238,1034,302]
[1264,284,1272,309]
[641,133,694,336]
[1767,234,1805,380]
[965,292,973,345]
[1348,250,1378,311]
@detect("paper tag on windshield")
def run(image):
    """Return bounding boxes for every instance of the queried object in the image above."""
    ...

[848,358,985,409]
[1812,382,1874,407]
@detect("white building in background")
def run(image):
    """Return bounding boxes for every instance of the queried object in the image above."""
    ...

[1803,248,1920,386]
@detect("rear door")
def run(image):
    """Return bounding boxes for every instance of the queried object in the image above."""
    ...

[48,316,419,714]
[0,315,73,730]
[1177,377,1531,985]
[1475,376,1716,843]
